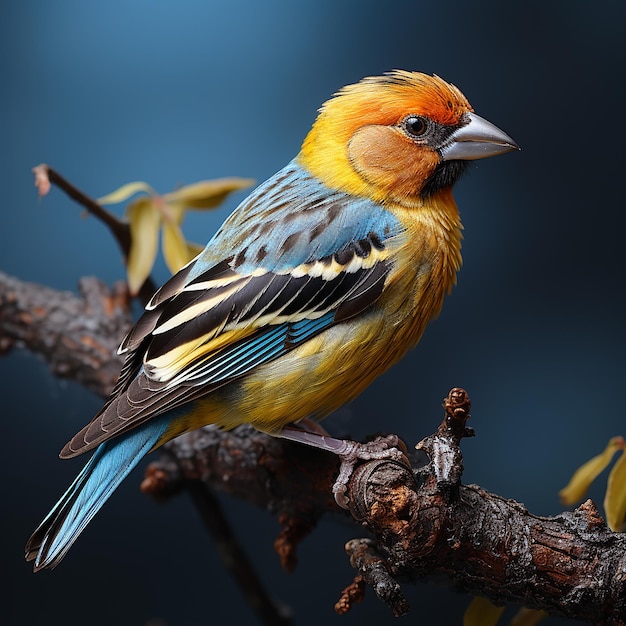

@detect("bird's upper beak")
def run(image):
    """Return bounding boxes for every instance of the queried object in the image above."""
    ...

[441,112,519,161]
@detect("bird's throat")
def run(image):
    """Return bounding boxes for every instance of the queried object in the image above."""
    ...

[421,160,470,199]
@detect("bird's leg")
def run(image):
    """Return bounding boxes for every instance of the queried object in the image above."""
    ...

[280,425,409,509]
[293,416,332,437]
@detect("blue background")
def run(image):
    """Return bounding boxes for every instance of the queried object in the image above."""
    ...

[2,2,625,624]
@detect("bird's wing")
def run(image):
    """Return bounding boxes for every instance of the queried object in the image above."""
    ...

[60,161,402,458]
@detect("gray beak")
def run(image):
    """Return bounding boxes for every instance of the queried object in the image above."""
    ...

[441,112,519,161]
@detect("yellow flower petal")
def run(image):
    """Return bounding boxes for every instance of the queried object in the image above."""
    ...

[163,178,254,210]
[98,181,155,205]
[126,197,161,295]
[604,443,626,531]
[464,596,505,626]
[559,437,624,506]
[509,607,548,625]
[162,220,195,274]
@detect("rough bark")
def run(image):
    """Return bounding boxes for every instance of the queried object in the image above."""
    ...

[2,271,625,624]
[0,271,129,395]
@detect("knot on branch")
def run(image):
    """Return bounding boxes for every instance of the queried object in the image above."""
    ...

[348,459,416,529]
[336,389,473,614]
[346,389,471,532]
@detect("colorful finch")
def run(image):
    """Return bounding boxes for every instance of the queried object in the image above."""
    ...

[26,70,518,570]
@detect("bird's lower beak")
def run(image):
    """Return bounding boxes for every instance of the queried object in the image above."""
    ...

[441,112,519,161]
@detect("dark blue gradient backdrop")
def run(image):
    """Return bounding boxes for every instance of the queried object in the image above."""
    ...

[2,2,625,625]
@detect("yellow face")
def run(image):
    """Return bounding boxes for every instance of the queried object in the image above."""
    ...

[299,71,475,206]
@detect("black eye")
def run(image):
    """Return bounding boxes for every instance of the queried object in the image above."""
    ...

[403,115,428,138]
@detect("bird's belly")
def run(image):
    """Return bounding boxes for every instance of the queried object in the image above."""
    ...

[227,309,422,433]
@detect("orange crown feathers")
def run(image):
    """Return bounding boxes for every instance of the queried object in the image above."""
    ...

[321,70,472,128]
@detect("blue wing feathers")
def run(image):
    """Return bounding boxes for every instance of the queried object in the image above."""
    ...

[191,160,401,276]
[176,312,335,387]
[26,416,171,570]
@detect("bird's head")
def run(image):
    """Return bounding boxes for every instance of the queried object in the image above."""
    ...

[299,70,518,207]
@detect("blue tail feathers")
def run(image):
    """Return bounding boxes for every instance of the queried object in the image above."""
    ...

[26,416,170,571]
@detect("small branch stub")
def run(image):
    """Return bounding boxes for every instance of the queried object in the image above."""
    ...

[441,386,474,440]
[344,539,410,617]
[334,575,366,615]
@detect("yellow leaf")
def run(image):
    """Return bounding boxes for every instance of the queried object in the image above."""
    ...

[126,197,161,295]
[163,178,254,210]
[604,444,626,531]
[559,437,624,506]
[160,200,186,226]
[162,220,195,274]
[98,181,155,205]
[509,607,548,625]
[464,596,505,626]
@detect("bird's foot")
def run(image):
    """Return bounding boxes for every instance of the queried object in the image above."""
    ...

[332,435,409,509]
[280,427,409,509]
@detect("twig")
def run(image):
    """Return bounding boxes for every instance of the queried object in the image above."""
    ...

[33,164,131,255]
[32,164,156,304]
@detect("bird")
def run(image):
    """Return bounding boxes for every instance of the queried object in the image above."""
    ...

[26,70,518,571]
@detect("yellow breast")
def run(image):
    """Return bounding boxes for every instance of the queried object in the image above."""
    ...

[232,189,462,433]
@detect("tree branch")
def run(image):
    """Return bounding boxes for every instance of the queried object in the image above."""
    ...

[3,271,625,624]
[0,271,129,395]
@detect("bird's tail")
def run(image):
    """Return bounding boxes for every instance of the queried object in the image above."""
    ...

[25,417,170,571]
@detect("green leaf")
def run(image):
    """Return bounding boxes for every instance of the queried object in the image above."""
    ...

[604,442,626,531]
[464,596,505,626]
[163,177,254,210]
[98,181,155,205]
[162,220,195,274]
[559,437,624,506]
[126,197,161,295]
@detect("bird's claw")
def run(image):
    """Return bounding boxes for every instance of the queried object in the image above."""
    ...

[279,426,409,509]
[332,435,410,509]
